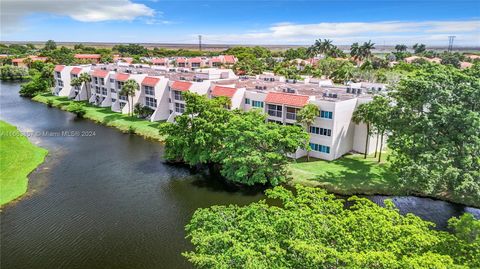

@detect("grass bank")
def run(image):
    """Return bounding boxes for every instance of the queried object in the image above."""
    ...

[0,120,48,205]
[288,152,400,195]
[288,152,478,207]
[32,94,164,141]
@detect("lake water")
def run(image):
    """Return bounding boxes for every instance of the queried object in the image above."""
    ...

[1,81,478,269]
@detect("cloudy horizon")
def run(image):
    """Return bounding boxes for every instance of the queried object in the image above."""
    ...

[1,0,479,46]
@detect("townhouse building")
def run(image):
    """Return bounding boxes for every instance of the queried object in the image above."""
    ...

[53,63,385,161]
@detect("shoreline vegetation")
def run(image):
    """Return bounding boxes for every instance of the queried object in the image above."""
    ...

[32,94,164,141]
[0,120,48,206]
[32,93,478,208]
[288,153,478,208]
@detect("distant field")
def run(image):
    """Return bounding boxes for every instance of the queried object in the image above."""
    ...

[2,41,479,52]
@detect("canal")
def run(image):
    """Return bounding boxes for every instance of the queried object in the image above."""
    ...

[1,81,478,269]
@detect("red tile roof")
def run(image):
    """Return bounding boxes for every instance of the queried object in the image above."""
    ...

[171,81,192,92]
[176,58,187,63]
[264,92,309,107]
[12,58,25,63]
[54,65,65,72]
[92,69,109,78]
[74,54,101,59]
[211,57,221,63]
[223,55,236,64]
[142,76,160,87]
[115,73,130,81]
[212,86,237,98]
[152,58,166,64]
[70,67,82,75]
[189,57,202,63]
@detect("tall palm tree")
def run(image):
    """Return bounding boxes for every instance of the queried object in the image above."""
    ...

[360,41,375,60]
[79,72,91,101]
[350,42,361,61]
[120,79,139,116]
[70,78,82,99]
[297,104,319,162]
[352,103,374,159]
[395,44,408,52]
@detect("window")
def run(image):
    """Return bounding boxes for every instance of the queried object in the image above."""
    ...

[111,88,116,93]
[57,80,63,87]
[110,78,114,83]
[95,86,100,94]
[309,126,332,136]
[119,102,126,109]
[309,143,330,154]
[245,98,250,105]
[101,88,107,96]
[100,78,105,85]
[111,98,116,103]
[320,110,333,119]
[144,86,155,95]
[119,95,127,101]
[145,96,157,108]
[286,107,298,120]
[175,102,185,113]
[252,100,264,108]
[267,104,282,118]
[94,77,98,84]
[174,90,184,101]
[55,71,61,79]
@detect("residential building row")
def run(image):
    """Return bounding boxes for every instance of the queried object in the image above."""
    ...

[53,63,386,161]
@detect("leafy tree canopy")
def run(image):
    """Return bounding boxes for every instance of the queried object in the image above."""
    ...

[388,64,480,206]
[185,185,479,269]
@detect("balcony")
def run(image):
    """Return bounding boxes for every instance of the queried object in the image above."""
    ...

[268,110,282,118]
[286,112,297,120]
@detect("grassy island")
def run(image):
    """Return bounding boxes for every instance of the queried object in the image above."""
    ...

[33,94,164,141]
[0,120,48,205]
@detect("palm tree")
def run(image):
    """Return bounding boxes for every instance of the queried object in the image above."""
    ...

[297,104,319,162]
[395,44,408,52]
[22,57,33,68]
[70,77,82,99]
[352,103,374,159]
[120,79,139,116]
[360,41,375,60]
[79,72,91,101]
[350,42,361,61]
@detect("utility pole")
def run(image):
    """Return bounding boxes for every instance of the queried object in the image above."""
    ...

[198,35,202,51]
[448,36,456,52]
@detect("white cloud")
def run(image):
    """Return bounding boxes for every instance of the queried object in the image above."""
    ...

[1,0,155,33]
[203,20,480,45]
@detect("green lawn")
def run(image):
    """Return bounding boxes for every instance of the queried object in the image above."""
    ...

[0,120,48,205]
[33,94,164,141]
[288,151,402,196]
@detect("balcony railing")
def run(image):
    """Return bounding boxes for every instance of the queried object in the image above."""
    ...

[286,112,297,120]
[268,110,282,118]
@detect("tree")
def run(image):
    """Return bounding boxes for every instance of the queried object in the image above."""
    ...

[159,92,230,165]
[331,61,355,83]
[352,102,375,159]
[70,77,82,98]
[184,185,479,269]
[19,74,49,97]
[44,40,57,50]
[387,64,480,205]
[214,110,307,185]
[440,52,461,68]
[413,43,426,54]
[67,102,86,118]
[79,72,92,101]
[367,95,392,162]
[360,40,375,60]
[119,79,139,116]
[395,44,408,52]
[350,42,361,60]
[159,93,307,185]
[297,104,319,161]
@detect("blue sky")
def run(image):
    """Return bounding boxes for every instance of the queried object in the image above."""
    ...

[1,0,479,45]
